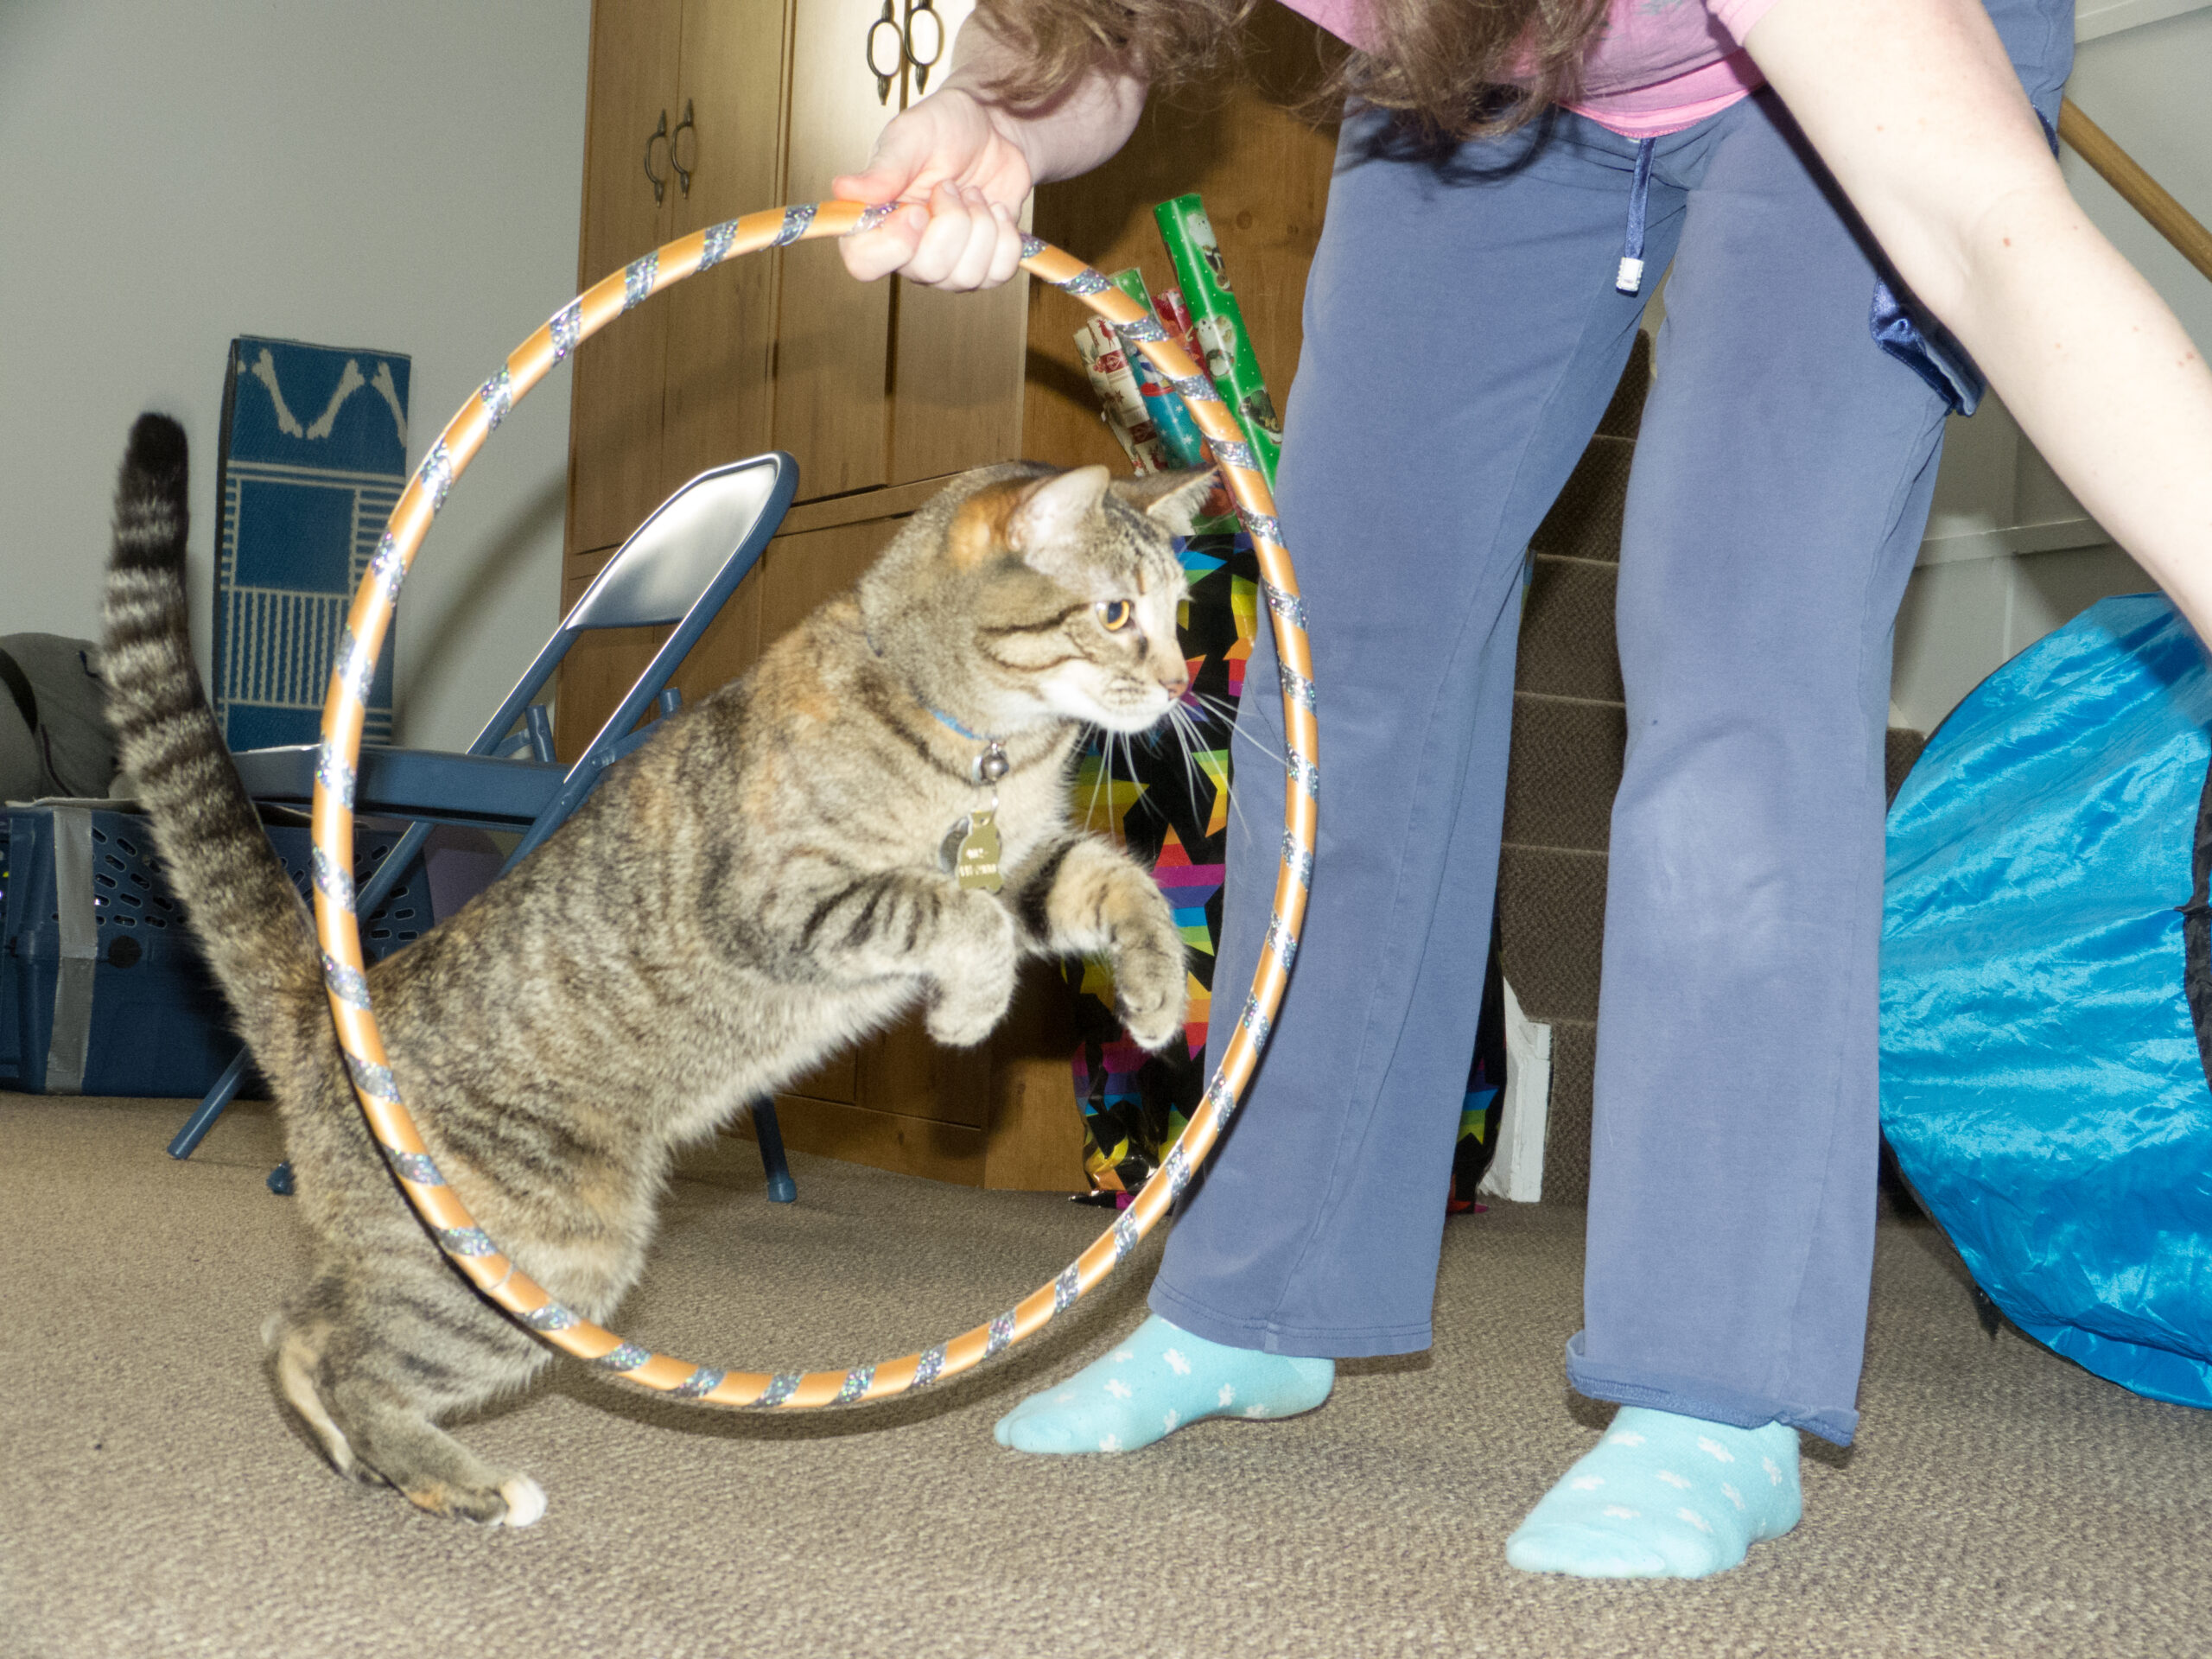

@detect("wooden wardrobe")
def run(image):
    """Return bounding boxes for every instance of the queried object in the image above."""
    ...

[559,0,1336,1186]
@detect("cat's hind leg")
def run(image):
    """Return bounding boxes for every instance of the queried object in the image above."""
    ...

[272,1272,553,1527]
[321,1370,547,1528]
[265,1309,362,1481]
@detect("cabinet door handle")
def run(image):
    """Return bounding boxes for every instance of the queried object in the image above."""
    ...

[670,98,696,198]
[866,2,906,105]
[643,109,670,204]
[903,0,943,93]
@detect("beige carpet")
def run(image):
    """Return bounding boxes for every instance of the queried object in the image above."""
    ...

[3,1096,2204,1657]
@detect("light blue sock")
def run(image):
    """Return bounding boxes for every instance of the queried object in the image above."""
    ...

[994,1314,1334,1454]
[1505,1406,1802,1579]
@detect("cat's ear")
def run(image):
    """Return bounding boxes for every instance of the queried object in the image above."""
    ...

[1008,466,1113,570]
[1111,467,1218,538]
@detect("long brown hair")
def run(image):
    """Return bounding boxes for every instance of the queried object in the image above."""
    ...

[973,0,1612,139]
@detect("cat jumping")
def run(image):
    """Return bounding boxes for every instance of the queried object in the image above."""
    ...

[102,413,1208,1528]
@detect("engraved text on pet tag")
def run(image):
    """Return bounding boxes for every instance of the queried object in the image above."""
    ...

[953,808,1003,893]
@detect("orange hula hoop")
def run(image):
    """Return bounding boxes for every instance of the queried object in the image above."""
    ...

[308,201,1317,1409]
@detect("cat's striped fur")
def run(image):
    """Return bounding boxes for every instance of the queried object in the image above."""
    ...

[102,414,1207,1527]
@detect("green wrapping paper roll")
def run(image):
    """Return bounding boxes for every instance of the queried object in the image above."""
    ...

[1153,194,1283,487]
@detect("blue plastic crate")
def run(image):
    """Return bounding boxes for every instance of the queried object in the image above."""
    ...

[0,806,433,1096]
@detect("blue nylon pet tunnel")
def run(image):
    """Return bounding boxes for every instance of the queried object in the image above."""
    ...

[1883,593,2212,1409]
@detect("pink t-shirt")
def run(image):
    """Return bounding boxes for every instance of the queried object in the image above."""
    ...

[1281,0,1783,138]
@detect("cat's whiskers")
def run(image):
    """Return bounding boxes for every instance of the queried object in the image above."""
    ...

[1190,690,1288,771]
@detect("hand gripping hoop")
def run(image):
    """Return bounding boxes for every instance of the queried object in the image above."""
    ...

[310,201,1318,1410]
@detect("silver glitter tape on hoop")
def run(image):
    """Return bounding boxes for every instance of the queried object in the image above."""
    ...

[336,629,377,706]
[1289,752,1320,799]
[1020,233,1046,257]
[1168,373,1222,404]
[312,844,355,910]
[1279,662,1318,711]
[478,367,512,430]
[671,1366,726,1399]
[1281,830,1316,889]
[984,1313,1016,1357]
[594,1341,654,1373]
[912,1345,948,1387]
[1263,582,1309,631]
[369,533,406,606]
[834,1365,877,1404]
[1160,1143,1194,1200]
[1202,1072,1237,1127]
[1237,506,1283,546]
[1113,314,1168,344]
[388,1150,445,1186]
[549,299,582,360]
[1238,995,1274,1047]
[418,440,454,512]
[345,1052,397,1101]
[315,746,357,812]
[849,202,898,233]
[1263,915,1300,972]
[321,953,370,1010]
[773,204,817,245]
[1051,1265,1081,1313]
[1058,267,1111,296]
[437,1226,499,1258]
[699,219,738,268]
[1210,438,1257,473]
[1111,1211,1141,1262]
[622,252,658,310]
[524,1302,582,1333]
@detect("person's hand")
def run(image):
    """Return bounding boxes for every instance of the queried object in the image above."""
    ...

[832,88,1033,289]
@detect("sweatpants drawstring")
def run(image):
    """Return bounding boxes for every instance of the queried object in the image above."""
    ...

[1617,137,1656,296]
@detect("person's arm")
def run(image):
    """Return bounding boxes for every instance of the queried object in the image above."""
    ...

[1745,0,2212,636]
[832,15,1147,288]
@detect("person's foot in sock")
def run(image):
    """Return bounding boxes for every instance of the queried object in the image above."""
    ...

[1505,1406,1802,1578]
[994,1314,1334,1453]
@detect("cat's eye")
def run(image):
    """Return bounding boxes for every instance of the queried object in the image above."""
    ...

[1097,599,1135,632]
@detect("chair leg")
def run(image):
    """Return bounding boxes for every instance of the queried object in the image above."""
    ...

[167,1047,251,1160]
[753,1097,798,1204]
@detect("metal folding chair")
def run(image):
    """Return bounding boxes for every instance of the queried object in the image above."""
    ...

[168,451,803,1203]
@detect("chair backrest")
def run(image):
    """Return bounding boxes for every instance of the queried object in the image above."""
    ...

[469,451,798,765]
[564,453,797,634]
[495,451,798,863]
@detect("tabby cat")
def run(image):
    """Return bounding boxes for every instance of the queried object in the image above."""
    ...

[102,413,1209,1528]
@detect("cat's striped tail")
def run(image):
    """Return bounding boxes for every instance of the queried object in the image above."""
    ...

[100,414,323,1056]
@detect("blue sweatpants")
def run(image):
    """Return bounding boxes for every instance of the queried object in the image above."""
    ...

[1151,0,2072,1446]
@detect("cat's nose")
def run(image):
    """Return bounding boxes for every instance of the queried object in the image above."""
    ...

[1160,665,1190,698]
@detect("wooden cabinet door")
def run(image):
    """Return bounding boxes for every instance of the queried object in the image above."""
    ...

[773,0,897,499]
[659,0,789,499]
[1022,7,1337,475]
[886,0,1027,485]
[569,0,684,557]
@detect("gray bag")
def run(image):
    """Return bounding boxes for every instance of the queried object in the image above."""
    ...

[0,633,118,803]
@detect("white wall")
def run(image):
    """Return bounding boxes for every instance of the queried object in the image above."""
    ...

[1891,2,2212,734]
[0,0,591,751]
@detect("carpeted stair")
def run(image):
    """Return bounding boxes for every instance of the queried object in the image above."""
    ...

[1497,338,1647,1208]
[1498,339,1933,1205]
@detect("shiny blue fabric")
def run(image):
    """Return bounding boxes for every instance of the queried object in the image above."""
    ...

[1883,594,2212,1408]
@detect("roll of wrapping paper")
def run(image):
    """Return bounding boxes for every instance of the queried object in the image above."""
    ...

[1072,318,1170,474]
[1153,194,1282,488]
[1104,269,1207,468]
[1154,288,1205,380]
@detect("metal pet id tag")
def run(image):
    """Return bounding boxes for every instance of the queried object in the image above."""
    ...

[952,808,1003,893]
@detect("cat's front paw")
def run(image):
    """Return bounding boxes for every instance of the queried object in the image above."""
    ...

[1110,915,1189,1054]
[926,981,1014,1048]
[1116,954,1188,1052]
[925,892,1018,1048]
